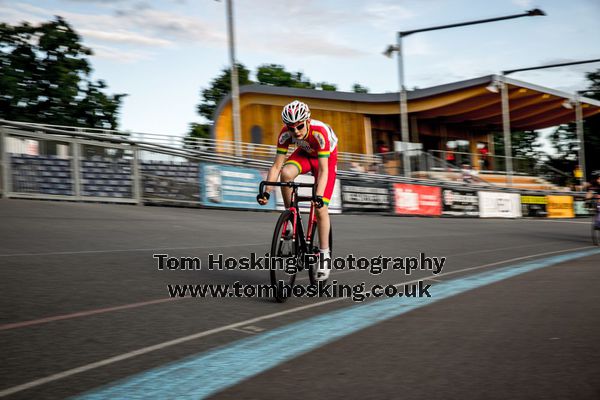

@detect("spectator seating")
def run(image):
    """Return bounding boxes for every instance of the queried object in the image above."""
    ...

[10,154,200,200]
[140,161,199,201]
[11,155,73,195]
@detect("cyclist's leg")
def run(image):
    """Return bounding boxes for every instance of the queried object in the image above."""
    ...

[279,165,298,209]
[311,151,337,250]
[316,206,330,249]
[281,149,310,208]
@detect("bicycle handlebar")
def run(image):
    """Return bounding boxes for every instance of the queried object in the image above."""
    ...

[259,180,315,197]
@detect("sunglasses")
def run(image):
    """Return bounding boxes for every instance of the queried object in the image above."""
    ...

[287,123,305,132]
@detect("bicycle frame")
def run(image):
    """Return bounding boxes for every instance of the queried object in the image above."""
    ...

[287,187,318,253]
[259,181,318,254]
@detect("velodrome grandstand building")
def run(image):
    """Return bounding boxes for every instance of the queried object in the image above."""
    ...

[212,75,600,173]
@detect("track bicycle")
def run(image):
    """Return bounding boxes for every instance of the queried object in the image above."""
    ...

[258,181,333,303]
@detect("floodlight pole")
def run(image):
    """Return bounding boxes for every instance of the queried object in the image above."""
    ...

[499,75,513,186]
[575,94,586,184]
[225,0,242,157]
[389,9,545,178]
[396,34,411,177]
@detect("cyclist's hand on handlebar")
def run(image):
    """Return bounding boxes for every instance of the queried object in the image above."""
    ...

[256,192,270,205]
[313,195,324,209]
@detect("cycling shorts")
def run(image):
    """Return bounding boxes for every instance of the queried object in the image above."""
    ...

[283,148,337,206]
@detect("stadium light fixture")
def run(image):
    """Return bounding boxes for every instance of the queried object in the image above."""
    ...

[383,9,545,177]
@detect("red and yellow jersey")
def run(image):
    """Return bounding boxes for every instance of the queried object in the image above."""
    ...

[276,119,338,158]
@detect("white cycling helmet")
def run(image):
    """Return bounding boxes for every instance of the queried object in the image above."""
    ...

[281,100,311,125]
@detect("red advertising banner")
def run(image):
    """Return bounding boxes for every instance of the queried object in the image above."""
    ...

[393,183,441,216]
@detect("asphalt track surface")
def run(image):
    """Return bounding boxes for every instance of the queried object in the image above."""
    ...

[1,199,599,399]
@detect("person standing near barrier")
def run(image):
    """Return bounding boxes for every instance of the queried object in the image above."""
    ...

[257,100,339,281]
[586,171,600,227]
[585,171,600,197]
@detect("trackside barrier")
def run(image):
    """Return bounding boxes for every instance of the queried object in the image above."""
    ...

[521,195,548,217]
[339,179,391,213]
[478,192,522,218]
[199,163,274,210]
[441,187,479,217]
[1,121,587,219]
[392,183,441,216]
[546,195,574,218]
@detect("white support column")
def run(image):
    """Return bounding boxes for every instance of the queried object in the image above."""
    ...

[363,116,373,155]
[500,75,513,186]
[575,96,586,183]
[72,140,82,198]
[132,146,142,205]
[0,128,11,196]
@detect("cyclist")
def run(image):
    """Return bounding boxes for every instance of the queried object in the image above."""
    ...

[257,100,338,281]
[586,170,600,227]
[586,170,600,198]
[586,170,600,199]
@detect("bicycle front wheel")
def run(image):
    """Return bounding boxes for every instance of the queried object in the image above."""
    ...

[270,210,298,302]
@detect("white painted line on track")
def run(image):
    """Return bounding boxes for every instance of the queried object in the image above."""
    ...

[229,327,261,335]
[0,298,178,332]
[0,242,267,257]
[525,219,591,224]
[0,245,595,398]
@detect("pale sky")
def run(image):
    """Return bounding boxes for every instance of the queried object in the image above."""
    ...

[2,0,600,138]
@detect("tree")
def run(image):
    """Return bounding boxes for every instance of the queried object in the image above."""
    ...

[582,69,600,100]
[196,63,372,124]
[493,130,541,157]
[290,71,316,89]
[0,17,125,129]
[352,83,369,93]
[581,69,600,179]
[543,68,600,182]
[548,124,578,161]
[184,122,211,152]
[317,82,337,91]
[492,130,542,175]
[256,64,314,89]
[197,63,252,122]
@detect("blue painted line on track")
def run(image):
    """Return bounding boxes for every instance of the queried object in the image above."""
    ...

[74,248,600,400]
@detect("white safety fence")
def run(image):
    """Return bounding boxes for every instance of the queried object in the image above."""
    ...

[1,120,583,212]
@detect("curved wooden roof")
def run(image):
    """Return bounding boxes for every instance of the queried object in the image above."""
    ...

[215,75,600,130]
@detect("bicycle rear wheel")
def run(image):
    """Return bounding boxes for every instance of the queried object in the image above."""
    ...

[308,222,333,286]
[270,210,298,302]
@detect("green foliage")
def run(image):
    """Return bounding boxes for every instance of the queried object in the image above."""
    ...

[256,64,314,89]
[184,122,211,152]
[188,122,210,139]
[580,69,600,179]
[493,130,541,159]
[352,83,369,93]
[493,130,542,175]
[582,69,600,100]
[0,17,125,129]
[548,123,579,161]
[543,68,600,181]
[548,118,600,181]
[197,63,252,121]
[317,82,337,91]
[197,63,370,122]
